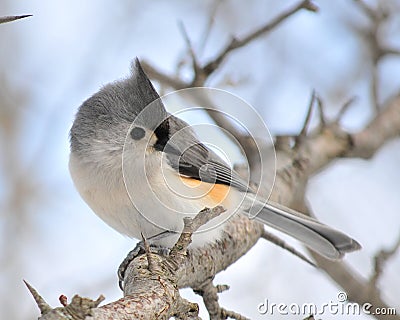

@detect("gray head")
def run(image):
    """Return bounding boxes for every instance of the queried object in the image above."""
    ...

[70,59,170,169]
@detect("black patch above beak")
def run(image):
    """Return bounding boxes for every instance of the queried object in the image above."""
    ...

[153,119,172,152]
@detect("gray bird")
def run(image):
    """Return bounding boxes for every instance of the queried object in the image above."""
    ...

[69,59,361,263]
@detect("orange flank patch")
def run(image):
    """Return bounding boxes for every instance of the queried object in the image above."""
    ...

[207,183,231,204]
[180,176,202,188]
[180,176,230,205]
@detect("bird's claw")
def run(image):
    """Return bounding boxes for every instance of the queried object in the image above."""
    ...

[118,242,170,290]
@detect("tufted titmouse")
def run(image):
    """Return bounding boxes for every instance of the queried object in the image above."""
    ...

[69,59,361,260]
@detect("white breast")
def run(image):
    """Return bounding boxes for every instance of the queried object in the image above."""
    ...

[69,151,241,248]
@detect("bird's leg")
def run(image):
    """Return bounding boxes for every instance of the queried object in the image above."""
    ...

[118,233,173,290]
[118,242,144,290]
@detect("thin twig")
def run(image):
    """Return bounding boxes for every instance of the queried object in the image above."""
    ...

[169,206,226,263]
[203,0,318,76]
[295,90,317,147]
[198,0,222,55]
[141,232,157,273]
[141,60,188,90]
[194,279,249,320]
[335,96,358,123]
[261,229,316,267]
[370,234,400,287]
[315,94,326,130]
[382,47,400,56]
[221,308,250,320]
[353,1,392,112]
[353,0,377,20]
[371,62,380,111]
[0,14,32,24]
[299,90,317,138]
[23,280,52,315]
[178,21,202,84]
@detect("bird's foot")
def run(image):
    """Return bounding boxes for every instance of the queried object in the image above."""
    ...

[118,241,170,290]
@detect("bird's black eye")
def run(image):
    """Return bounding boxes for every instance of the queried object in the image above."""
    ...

[130,127,145,140]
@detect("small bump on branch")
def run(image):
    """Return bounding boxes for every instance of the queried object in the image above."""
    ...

[169,206,226,264]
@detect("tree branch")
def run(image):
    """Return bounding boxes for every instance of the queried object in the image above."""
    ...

[203,0,318,77]
[345,95,400,159]
[287,94,400,175]
[141,2,319,174]
[261,229,315,267]
[140,60,188,90]
[352,0,400,112]
[123,216,263,319]
[193,279,249,320]
[29,1,400,318]
[29,93,400,318]
[0,14,32,24]
[370,234,400,288]
[135,15,400,320]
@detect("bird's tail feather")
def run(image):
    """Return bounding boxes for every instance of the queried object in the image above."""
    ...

[246,199,361,259]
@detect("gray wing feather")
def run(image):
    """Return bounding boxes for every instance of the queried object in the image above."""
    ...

[165,115,249,191]
[249,200,361,259]
[163,115,361,259]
